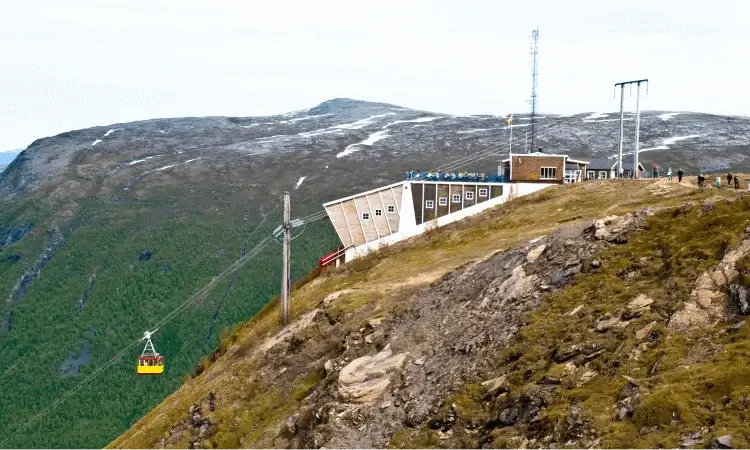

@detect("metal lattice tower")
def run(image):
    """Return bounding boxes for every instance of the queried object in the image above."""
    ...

[529,28,539,153]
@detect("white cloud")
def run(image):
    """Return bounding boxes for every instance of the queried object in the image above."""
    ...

[1,0,749,150]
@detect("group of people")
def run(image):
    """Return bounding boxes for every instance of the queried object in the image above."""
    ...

[667,167,742,189]
[695,172,741,189]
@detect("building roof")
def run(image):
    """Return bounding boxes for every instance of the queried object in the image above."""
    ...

[322,180,405,206]
[587,158,617,170]
[501,151,586,163]
[587,158,646,171]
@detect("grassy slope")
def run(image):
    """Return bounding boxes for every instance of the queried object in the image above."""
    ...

[109,178,746,449]
[0,186,339,448]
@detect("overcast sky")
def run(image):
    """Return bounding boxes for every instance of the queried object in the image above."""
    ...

[1,0,748,151]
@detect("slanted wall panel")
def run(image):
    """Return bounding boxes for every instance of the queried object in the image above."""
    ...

[366,191,392,238]
[354,196,379,242]
[325,204,353,248]
[341,200,366,246]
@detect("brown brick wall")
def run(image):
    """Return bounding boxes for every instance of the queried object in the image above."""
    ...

[511,155,565,182]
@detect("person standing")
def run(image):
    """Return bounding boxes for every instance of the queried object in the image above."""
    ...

[735,175,740,189]
[727,172,733,187]
[716,175,722,189]
[677,168,684,183]
[667,166,673,180]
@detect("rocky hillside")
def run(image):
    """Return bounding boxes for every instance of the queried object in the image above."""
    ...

[2,98,750,448]
[4,100,750,205]
[110,178,750,449]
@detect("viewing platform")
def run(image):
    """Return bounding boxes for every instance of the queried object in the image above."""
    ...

[405,171,505,183]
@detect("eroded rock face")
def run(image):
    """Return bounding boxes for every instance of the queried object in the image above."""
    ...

[669,239,750,330]
[338,345,408,404]
[594,215,634,242]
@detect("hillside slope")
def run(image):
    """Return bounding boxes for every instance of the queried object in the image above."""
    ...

[3,98,750,448]
[110,179,750,449]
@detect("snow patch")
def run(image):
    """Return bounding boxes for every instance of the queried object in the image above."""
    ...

[297,113,396,138]
[382,116,441,128]
[241,123,261,128]
[91,139,102,146]
[336,130,389,158]
[612,134,703,157]
[334,113,397,130]
[508,123,531,128]
[664,135,701,145]
[281,114,332,124]
[103,128,121,137]
[298,128,341,138]
[184,158,201,164]
[295,176,306,189]
[583,112,608,120]
[128,155,160,165]
[658,112,683,121]
[153,164,176,172]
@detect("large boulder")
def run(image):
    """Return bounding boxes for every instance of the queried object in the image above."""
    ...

[338,345,408,404]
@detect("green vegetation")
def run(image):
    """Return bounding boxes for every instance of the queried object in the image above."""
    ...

[0,185,339,448]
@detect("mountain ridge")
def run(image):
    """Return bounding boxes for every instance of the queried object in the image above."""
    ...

[1,98,750,448]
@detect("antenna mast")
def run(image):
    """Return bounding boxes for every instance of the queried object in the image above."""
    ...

[529,27,539,154]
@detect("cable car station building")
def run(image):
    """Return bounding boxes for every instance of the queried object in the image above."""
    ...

[321,151,589,266]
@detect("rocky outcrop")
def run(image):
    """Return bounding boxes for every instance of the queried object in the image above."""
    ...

[669,239,750,330]
[592,208,660,244]
[283,211,654,449]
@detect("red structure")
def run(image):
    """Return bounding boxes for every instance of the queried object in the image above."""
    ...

[319,245,345,270]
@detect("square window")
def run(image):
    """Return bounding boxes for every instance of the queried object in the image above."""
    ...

[478,188,488,197]
[465,191,475,200]
[438,197,448,206]
[375,209,382,216]
[362,212,370,220]
[425,200,434,209]
[452,194,461,203]
[387,205,395,213]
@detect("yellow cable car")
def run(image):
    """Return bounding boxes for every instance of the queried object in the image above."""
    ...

[137,330,165,375]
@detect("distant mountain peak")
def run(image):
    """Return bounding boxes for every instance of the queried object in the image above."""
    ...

[309,98,413,115]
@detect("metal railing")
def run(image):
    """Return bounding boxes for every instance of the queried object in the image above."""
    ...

[318,245,353,269]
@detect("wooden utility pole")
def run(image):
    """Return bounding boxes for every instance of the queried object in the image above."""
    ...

[281,191,291,325]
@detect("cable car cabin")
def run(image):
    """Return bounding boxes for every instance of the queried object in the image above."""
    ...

[137,355,165,375]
